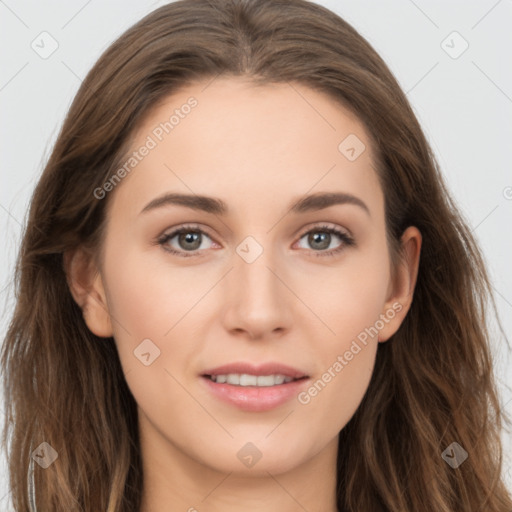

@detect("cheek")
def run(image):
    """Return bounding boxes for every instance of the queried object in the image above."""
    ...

[103,247,208,423]
[297,342,377,441]
[298,245,391,344]
[104,244,211,338]
[296,278,384,434]
[293,248,389,425]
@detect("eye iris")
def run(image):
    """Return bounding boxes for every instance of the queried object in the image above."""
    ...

[309,231,330,250]
[179,232,201,250]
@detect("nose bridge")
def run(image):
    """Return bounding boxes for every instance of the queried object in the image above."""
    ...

[223,232,291,336]
[234,233,281,304]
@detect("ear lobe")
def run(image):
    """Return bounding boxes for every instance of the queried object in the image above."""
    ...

[63,248,113,338]
[378,226,422,343]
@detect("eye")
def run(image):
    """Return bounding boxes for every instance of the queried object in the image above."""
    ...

[156,223,355,258]
[157,224,216,258]
[295,224,355,257]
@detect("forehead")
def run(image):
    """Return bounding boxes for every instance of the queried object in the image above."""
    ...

[106,77,382,220]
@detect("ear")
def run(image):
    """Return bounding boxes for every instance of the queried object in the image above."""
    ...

[63,247,113,338]
[378,226,422,343]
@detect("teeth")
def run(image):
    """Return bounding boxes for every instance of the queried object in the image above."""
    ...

[240,374,256,386]
[209,373,295,386]
[226,374,240,385]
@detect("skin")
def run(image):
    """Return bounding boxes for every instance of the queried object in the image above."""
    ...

[65,77,421,512]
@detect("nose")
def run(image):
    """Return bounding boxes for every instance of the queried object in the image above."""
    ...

[221,244,293,341]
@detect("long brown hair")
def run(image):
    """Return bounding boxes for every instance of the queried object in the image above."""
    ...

[2,0,510,510]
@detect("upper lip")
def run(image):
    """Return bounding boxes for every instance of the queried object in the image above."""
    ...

[201,362,309,380]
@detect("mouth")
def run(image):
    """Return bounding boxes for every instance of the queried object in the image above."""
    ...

[199,363,310,412]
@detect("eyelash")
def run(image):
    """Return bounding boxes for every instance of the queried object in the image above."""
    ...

[156,223,355,258]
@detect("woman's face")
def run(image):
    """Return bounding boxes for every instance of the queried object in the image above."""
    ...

[72,77,420,477]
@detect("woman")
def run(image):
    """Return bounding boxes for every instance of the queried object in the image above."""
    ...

[1,0,510,510]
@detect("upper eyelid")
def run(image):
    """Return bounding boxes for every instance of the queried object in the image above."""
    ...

[296,222,351,238]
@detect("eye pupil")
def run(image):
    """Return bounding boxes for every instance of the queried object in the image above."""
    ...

[309,232,330,250]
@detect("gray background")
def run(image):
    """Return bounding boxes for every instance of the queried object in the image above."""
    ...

[1,0,511,507]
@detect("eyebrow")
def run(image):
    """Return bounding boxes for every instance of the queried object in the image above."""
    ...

[139,191,370,217]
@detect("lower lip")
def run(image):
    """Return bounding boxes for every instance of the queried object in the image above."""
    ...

[201,376,310,412]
